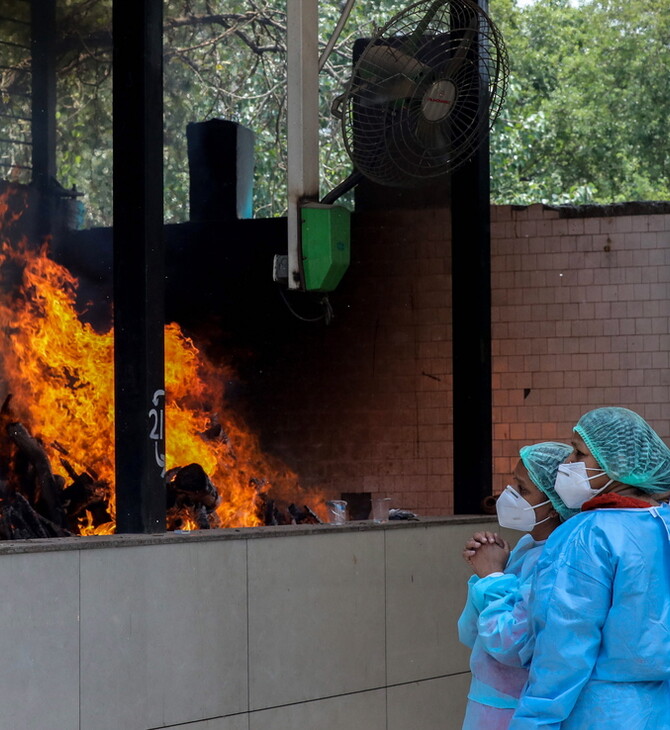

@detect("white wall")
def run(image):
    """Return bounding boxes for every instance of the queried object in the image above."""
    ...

[0,518,495,730]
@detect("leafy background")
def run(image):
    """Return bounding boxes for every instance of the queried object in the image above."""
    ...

[1,0,669,225]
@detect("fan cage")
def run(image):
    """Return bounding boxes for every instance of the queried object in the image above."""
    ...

[339,0,508,187]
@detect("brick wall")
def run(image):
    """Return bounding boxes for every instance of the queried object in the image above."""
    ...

[253,202,670,517]
[251,207,454,517]
[491,203,670,494]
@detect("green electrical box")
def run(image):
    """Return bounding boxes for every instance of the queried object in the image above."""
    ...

[301,203,351,292]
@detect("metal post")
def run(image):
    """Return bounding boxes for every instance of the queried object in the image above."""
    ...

[451,139,492,513]
[113,0,166,532]
[31,0,56,233]
[286,0,320,289]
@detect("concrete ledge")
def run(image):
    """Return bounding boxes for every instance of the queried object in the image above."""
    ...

[0,514,498,555]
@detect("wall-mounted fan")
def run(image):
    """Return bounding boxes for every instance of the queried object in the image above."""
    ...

[280,0,507,291]
[332,0,508,187]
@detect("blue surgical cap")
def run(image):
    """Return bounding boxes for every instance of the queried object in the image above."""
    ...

[574,407,670,493]
[519,441,577,521]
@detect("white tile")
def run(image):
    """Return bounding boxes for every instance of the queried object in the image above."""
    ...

[80,540,248,730]
[386,523,483,684]
[387,674,471,730]
[249,689,386,730]
[248,530,385,709]
[0,551,80,730]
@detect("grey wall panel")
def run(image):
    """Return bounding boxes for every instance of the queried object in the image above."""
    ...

[248,530,386,709]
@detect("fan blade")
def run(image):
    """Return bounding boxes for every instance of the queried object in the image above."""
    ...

[358,44,429,80]
[414,115,450,151]
[344,43,433,108]
[440,12,480,81]
[358,75,422,105]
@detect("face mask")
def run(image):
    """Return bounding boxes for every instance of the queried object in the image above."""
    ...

[554,461,613,509]
[496,485,552,532]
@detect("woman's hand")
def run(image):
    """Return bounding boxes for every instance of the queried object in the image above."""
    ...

[462,530,505,559]
[462,531,510,576]
[468,541,511,578]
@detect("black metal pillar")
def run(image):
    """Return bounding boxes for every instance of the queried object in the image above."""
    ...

[451,140,493,514]
[31,0,57,233]
[113,0,166,532]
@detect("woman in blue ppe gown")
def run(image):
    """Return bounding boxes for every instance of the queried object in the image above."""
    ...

[458,441,577,729]
[510,407,670,730]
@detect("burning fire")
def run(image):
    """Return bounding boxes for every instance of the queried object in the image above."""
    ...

[0,184,315,535]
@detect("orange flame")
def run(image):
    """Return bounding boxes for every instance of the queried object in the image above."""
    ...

[0,185,312,534]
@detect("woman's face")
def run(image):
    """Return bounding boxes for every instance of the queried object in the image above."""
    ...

[566,432,611,490]
[512,460,551,509]
[511,460,560,536]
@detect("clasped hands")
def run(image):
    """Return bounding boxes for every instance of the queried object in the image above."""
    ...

[462,531,511,578]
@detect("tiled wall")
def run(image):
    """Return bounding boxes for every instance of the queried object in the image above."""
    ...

[256,203,669,514]
[0,518,488,730]
[491,204,670,493]
[254,208,454,517]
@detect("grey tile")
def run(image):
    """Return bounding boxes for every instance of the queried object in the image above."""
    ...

[248,530,385,709]
[387,674,471,730]
[386,523,487,684]
[164,714,249,730]
[80,540,248,730]
[0,551,79,730]
[249,689,386,730]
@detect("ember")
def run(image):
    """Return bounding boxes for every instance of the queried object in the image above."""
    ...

[0,184,325,537]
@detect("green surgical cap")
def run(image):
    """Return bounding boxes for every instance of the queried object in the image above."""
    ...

[574,407,670,493]
[519,442,577,521]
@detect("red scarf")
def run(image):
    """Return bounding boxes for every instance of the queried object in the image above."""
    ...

[582,493,653,511]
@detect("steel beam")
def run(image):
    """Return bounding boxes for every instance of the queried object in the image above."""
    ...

[451,136,492,514]
[113,0,166,532]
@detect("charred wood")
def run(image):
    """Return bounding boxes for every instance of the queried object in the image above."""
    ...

[193,504,211,530]
[52,440,100,481]
[257,493,293,526]
[7,422,66,528]
[263,496,279,525]
[167,463,220,511]
[60,470,112,532]
[288,503,321,524]
[0,396,14,482]
[0,482,70,539]
[166,463,222,531]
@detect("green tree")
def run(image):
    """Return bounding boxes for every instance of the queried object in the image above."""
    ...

[3,0,670,220]
[2,0,392,225]
[489,0,670,204]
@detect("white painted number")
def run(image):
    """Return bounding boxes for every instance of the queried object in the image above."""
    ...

[149,389,166,477]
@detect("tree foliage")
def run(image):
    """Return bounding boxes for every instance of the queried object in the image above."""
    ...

[489,0,670,204]
[1,0,670,225]
[2,0,393,225]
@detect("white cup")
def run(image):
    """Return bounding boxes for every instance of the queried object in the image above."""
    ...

[372,497,392,523]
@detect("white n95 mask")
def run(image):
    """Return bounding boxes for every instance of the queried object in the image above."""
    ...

[496,486,552,532]
[554,462,612,509]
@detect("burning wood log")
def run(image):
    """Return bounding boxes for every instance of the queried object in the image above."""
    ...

[288,503,322,524]
[262,497,281,526]
[60,468,112,532]
[7,421,67,528]
[0,481,70,539]
[0,395,14,481]
[166,462,221,530]
[167,462,220,511]
[52,439,100,482]
[257,493,320,526]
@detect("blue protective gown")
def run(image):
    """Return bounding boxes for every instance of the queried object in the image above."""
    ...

[510,504,670,730]
[458,534,545,729]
